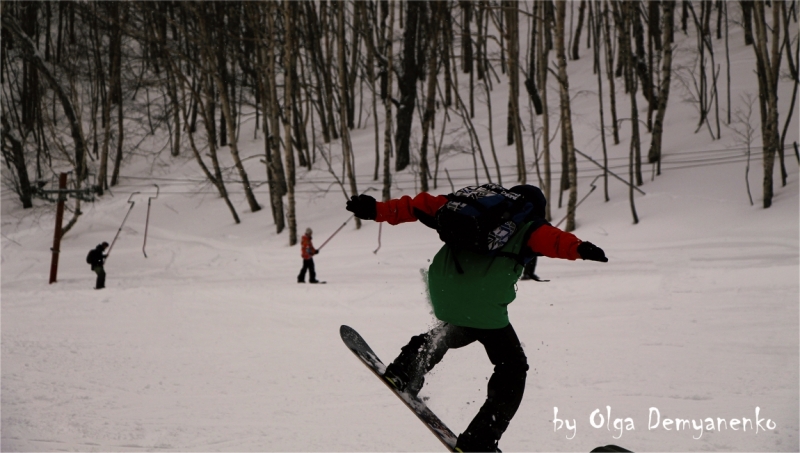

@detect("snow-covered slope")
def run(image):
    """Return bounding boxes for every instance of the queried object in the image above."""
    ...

[2,12,798,453]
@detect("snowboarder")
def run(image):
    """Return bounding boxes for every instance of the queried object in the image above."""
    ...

[345,185,608,452]
[87,242,109,289]
[297,228,320,283]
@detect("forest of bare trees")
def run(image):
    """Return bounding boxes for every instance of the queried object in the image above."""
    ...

[2,1,798,243]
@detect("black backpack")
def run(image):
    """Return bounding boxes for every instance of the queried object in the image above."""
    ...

[86,249,97,265]
[416,184,546,272]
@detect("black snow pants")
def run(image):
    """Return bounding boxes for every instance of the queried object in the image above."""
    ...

[92,265,106,289]
[387,322,529,451]
[297,258,316,282]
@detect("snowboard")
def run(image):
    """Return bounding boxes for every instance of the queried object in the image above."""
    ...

[339,325,458,451]
[591,445,632,452]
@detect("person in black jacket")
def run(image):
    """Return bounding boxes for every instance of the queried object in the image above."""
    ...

[88,242,109,289]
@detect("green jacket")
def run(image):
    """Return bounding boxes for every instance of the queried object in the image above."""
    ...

[426,222,534,329]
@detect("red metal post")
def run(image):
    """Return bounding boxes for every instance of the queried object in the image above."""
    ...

[48,173,67,284]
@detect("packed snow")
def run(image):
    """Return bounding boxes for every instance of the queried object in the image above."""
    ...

[2,10,798,453]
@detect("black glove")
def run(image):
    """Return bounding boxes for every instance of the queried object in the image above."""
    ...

[314,250,320,255]
[577,241,608,262]
[346,194,377,220]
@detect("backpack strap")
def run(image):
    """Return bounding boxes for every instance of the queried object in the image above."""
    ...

[495,218,550,268]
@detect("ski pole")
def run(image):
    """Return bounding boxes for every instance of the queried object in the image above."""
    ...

[317,214,354,251]
[143,184,159,258]
[107,192,139,259]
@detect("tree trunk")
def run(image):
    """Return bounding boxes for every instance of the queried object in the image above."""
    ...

[740,1,754,46]
[751,1,781,208]
[419,2,443,193]
[382,0,395,202]
[1,116,33,208]
[622,1,641,223]
[284,0,299,243]
[648,0,675,172]
[395,1,422,172]
[555,1,578,232]
[460,1,472,73]
[98,2,113,194]
[592,0,610,201]
[259,2,286,232]
[338,1,361,229]
[321,1,339,140]
[572,0,587,60]
[504,1,525,183]
[303,2,331,143]
[602,0,620,144]
[538,0,552,221]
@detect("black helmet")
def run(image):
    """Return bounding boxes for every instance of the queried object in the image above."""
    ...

[509,185,547,219]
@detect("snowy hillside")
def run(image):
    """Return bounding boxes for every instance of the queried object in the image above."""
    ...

[2,7,798,453]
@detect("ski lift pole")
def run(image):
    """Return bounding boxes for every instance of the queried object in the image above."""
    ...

[143,184,159,258]
[48,172,68,284]
[107,192,139,259]
[373,223,382,254]
[317,215,354,251]
[555,175,601,229]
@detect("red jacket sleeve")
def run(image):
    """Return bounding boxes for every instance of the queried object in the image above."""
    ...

[527,224,582,260]
[375,192,448,225]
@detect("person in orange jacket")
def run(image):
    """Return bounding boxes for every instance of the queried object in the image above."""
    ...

[346,185,608,452]
[297,228,320,283]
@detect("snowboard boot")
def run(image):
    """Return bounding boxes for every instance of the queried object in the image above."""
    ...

[454,432,502,452]
[383,363,423,397]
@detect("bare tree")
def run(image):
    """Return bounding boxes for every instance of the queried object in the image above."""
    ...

[381,0,395,202]
[537,0,553,221]
[648,0,676,175]
[602,0,620,145]
[151,6,241,224]
[555,1,578,232]
[571,0,587,60]
[504,1,525,183]
[591,0,610,201]
[727,94,757,206]
[337,1,361,229]
[779,0,799,186]
[622,1,641,224]
[277,1,297,242]
[419,1,445,193]
[192,3,261,214]
[750,1,783,208]
[261,1,288,232]
[2,15,88,183]
[395,1,423,172]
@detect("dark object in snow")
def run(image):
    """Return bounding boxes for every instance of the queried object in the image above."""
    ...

[340,325,458,452]
[591,445,632,452]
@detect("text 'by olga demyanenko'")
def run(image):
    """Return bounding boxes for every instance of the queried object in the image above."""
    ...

[553,406,777,440]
